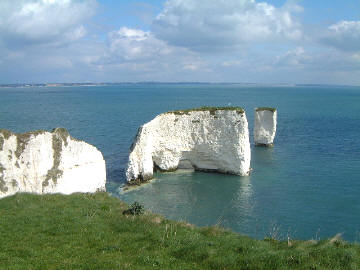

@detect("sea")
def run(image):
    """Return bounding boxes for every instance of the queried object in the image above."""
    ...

[1,83,359,241]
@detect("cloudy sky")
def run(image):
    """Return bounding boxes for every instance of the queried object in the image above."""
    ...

[0,0,359,85]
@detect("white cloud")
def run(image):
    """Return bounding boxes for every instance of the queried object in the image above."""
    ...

[109,27,217,73]
[182,59,210,71]
[272,46,360,77]
[274,47,308,67]
[152,0,302,51]
[0,0,96,47]
[0,1,359,86]
[321,20,360,52]
[107,27,173,62]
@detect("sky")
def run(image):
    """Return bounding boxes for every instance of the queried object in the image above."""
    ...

[0,0,359,85]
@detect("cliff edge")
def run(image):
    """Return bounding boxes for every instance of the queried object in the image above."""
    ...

[126,107,251,183]
[0,128,106,198]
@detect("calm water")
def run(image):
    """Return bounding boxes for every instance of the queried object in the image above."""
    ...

[1,84,359,241]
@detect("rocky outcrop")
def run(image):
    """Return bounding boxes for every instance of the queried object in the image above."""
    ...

[0,128,106,198]
[126,107,251,183]
[254,107,277,146]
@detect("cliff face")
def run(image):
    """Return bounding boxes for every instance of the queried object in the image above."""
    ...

[254,108,277,146]
[126,108,251,182]
[0,128,106,198]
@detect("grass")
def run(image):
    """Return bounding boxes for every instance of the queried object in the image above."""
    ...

[167,106,245,115]
[0,192,359,269]
[255,107,277,112]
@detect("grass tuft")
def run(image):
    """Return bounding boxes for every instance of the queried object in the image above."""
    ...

[122,201,144,216]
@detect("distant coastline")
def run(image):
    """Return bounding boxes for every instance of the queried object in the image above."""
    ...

[0,82,358,88]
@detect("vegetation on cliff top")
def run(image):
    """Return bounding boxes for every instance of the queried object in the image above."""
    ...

[255,107,277,112]
[0,192,359,269]
[167,106,245,115]
[0,128,85,190]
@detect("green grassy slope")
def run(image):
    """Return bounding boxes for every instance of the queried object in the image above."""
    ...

[0,192,359,270]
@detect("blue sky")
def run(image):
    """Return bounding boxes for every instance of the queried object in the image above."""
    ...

[0,0,359,85]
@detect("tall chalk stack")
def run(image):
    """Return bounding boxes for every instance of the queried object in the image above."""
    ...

[254,107,277,147]
[126,107,251,183]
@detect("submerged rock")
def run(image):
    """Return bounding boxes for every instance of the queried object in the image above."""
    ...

[0,128,106,198]
[126,107,251,183]
[254,107,277,146]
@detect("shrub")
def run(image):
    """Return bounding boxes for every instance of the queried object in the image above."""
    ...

[122,201,144,216]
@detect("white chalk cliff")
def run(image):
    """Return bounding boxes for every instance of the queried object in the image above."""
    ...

[254,108,277,146]
[0,128,106,198]
[126,107,251,182]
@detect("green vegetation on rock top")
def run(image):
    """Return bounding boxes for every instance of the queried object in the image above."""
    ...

[14,130,47,159]
[0,129,69,160]
[167,106,245,115]
[0,129,12,140]
[52,128,70,146]
[0,128,76,190]
[0,164,7,193]
[0,128,72,141]
[0,192,358,270]
[1,129,48,155]
[255,107,277,112]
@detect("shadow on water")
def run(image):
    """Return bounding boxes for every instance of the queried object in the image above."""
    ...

[106,168,126,185]
[251,146,277,167]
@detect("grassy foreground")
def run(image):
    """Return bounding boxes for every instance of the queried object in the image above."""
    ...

[0,193,359,270]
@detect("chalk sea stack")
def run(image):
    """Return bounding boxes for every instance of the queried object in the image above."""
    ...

[254,107,277,147]
[0,128,106,198]
[126,107,251,183]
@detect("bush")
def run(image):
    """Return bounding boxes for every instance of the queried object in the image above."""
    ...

[122,201,144,216]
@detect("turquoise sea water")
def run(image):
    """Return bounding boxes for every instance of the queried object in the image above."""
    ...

[1,84,359,241]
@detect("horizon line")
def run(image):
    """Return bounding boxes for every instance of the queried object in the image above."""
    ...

[0,82,359,88]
